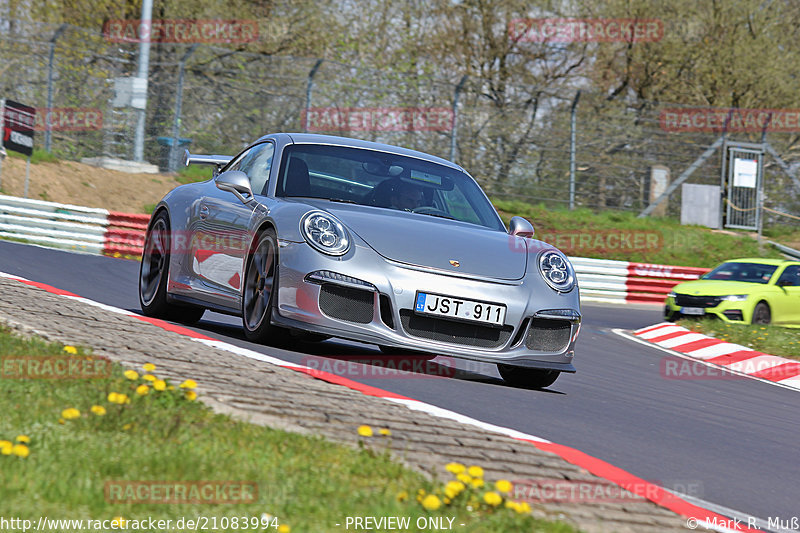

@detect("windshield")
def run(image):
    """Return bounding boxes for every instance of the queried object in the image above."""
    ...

[703,262,777,284]
[275,144,504,231]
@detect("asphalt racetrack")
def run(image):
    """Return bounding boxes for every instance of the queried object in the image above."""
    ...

[2,239,798,526]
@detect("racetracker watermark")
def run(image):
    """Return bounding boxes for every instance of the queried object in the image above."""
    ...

[512,478,703,504]
[301,107,454,132]
[1,356,112,380]
[34,108,103,132]
[661,358,775,380]
[104,481,258,504]
[301,354,457,379]
[103,19,259,43]
[660,108,800,133]
[508,18,663,43]
[510,230,663,255]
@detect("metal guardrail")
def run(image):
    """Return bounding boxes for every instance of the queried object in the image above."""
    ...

[0,194,707,304]
[768,240,800,261]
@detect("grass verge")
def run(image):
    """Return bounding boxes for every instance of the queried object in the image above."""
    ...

[493,199,784,268]
[7,148,59,165]
[677,319,800,361]
[0,325,574,532]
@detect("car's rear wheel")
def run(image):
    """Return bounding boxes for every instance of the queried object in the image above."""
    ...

[752,302,771,325]
[242,228,286,343]
[139,211,205,324]
[497,364,560,389]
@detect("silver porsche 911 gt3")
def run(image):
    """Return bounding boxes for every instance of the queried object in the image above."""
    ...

[139,133,581,387]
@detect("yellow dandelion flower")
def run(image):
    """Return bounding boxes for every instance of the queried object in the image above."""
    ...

[15,435,30,444]
[136,384,149,396]
[179,379,197,389]
[483,491,502,507]
[142,363,156,372]
[0,441,12,455]
[63,346,78,354]
[90,405,107,416]
[467,465,484,478]
[397,491,408,502]
[470,478,484,489]
[443,497,451,504]
[61,408,80,420]
[505,500,520,511]
[185,390,197,401]
[456,473,472,484]
[516,501,531,513]
[58,418,65,425]
[277,525,290,533]
[444,481,464,499]
[143,374,156,382]
[107,392,119,403]
[421,494,442,511]
[118,394,130,404]
[357,425,373,437]
[122,423,132,431]
[445,462,466,475]
[495,479,513,493]
[12,444,30,458]
[153,379,167,392]
[111,517,126,528]
[379,428,392,436]
[123,370,139,380]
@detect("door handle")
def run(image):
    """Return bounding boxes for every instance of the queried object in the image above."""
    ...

[199,205,210,219]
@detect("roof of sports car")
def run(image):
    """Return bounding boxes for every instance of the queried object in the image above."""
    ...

[257,132,465,172]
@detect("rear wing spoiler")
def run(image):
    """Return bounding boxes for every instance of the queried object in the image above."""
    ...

[183,149,233,176]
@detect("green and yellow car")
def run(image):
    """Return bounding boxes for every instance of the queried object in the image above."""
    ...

[664,258,800,325]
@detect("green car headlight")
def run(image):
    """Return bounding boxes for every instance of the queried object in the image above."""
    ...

[720,294,748,302]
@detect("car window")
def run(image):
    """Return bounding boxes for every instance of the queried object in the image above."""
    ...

[275,144,504,231]
[703,262,778,284]
[777,265,800,287]
[230,142,274,195]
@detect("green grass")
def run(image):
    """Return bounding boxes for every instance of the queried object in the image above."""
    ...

[494,199,784,268]
[0,326,573,532]
[176,165,213,184]
[677,319,800,361]
[142,203,157,214]
[7,148,59,164]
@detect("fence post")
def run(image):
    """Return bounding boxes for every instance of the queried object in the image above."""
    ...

[45,24,67,153]
[169,44,199,172]
[304,59,324,132]
[569,90,581,210]
[133,0,153,162]
[450,75,468,162]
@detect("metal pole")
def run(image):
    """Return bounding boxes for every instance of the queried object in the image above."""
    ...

[450,75,468,162]
[0,98,4,191]
[133,0,153,162]
[169,45,198,172]
[45,24,67,153]
[304,59,323,132]
[569,90,581,210]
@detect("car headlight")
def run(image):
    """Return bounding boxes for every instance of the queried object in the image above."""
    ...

[668,291,676,298]
[301,211,350,256]
[538,250,576,293]
[720,294,747,302]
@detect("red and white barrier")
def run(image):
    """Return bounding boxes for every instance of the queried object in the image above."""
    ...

[0,194,709,305]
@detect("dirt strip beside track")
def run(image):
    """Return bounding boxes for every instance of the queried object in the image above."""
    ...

[0,276,690,532]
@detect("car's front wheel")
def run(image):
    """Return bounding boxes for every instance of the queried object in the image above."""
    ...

[752,302,771,325]
[497,364,560,389]
[242,228,286,343]
[139,211,205,324]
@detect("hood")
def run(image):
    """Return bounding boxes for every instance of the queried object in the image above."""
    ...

[303,200,527,280]
[672,279,767,296]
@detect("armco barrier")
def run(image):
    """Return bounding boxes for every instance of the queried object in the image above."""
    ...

[0,194,707,305]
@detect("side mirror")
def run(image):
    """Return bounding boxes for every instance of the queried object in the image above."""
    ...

[509,216,535,238]
[215,170,253,203]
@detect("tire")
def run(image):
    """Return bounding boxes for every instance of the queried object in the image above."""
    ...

[242,228,286,343]
[139,211,205,324]
[751,302,771,325]
[497,364,560,389]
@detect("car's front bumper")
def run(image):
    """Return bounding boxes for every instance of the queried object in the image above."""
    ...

[272,241,580,371]
[664,295,750,323]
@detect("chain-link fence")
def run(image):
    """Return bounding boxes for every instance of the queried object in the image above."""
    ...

[2,18,799,226]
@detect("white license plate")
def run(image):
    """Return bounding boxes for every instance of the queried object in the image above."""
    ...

[414,292,507,326]
[681,307,705,316]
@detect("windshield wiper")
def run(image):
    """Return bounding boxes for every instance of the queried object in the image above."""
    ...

[325,197,358,204]
[417,211,455,220]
